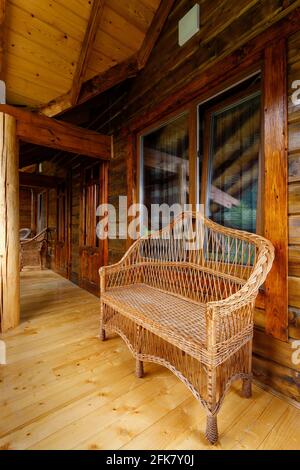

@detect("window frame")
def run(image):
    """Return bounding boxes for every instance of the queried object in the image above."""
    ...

[199,83,263,235]
[137,107,198,214]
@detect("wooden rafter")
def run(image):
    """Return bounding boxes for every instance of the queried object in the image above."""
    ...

[0,0,6,80]
[70,0,105,105]
[137,0,175,69]
[0,104,112,160]
[41,0,174,115]
[79,55,139,106]
[19,172,64,189]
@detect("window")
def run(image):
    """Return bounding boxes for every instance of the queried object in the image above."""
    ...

[199,77,261,233]
[140,113,189,229]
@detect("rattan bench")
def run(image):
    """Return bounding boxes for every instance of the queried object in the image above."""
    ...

[20,228,48,271]
[99,212,274,444]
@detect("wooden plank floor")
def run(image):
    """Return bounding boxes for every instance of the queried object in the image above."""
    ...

[0,270,299,450]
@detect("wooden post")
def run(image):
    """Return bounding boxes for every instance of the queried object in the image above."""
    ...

[0,112,20,332]
[263,39,288,341]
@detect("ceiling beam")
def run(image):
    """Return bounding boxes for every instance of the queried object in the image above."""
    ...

[39,93,72,118]
[40,0,175,116]
[70,0,105,106]
[78,54,139,106]
[19,172,64,189]
[0,104,112,159]
[0,0,6,80]
[137,0,175,69]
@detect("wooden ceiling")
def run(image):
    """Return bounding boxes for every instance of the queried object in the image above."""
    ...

[2,0,165,110]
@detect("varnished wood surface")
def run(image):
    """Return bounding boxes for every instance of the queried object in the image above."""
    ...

[263,39,288,341]
[5,0,160,107]
[0,270,299,450]
[0,104,112,160]
[0,112,20,333]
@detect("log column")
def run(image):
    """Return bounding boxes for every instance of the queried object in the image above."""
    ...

[0,112,19,332]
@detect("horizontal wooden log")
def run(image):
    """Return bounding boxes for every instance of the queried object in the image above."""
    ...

[289,182,300,214]
[253,329,300,372]
[19,172,64,188]
[0,104,112,160]
[289,276,300,308]
[289,246,300,277]
[289,215,300,244]
[254,308,300,340]
[253,354,300,403]
[289,153,300,183]
[289,121,300,153]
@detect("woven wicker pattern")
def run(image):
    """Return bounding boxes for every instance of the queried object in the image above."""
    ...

[99,212,274,444]
[20,229,48,271]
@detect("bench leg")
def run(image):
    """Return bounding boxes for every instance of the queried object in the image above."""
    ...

[205,415,218,445]
[242,377,252,398]
[242,341,253,398]
[135,358,144,378]
[99,301,106,341]
[99,328,106,341]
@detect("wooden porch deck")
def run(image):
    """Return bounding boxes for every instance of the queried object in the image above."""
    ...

[0,270,299,450]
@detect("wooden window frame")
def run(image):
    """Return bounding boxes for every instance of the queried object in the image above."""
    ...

[199,82,263,233]
[133,45,288,341]
[137,108,197,216]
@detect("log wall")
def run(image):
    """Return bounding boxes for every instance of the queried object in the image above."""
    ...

[288,30,300,316]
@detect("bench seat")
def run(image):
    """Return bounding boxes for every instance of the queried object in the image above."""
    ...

[102,283,207,354]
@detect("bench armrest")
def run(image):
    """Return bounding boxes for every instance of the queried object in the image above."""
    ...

[205,245,274,350]
[99,239,141,293]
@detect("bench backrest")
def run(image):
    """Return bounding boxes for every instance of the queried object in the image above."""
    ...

[133,212,272,304]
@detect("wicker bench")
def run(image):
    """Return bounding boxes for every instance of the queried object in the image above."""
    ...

[99,212,274,444]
